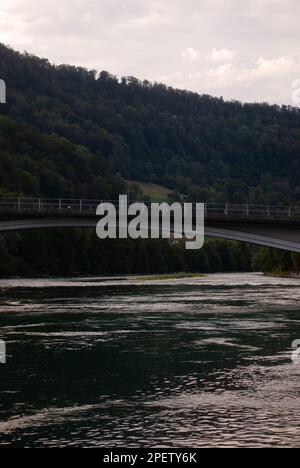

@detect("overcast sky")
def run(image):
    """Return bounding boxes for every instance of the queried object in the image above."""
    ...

[1,0,300,104]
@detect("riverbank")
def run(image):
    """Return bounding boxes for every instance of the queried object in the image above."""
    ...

[135,272,207,281]
[264,271,300,279]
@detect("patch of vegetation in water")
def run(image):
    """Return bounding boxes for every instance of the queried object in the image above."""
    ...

[135,272,207,281]
[264,271,299,278]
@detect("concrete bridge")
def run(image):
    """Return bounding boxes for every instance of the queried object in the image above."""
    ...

[1,198,300,253]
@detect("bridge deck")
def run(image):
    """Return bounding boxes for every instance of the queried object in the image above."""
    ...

[1,199,300,252]
[0,199,299,222]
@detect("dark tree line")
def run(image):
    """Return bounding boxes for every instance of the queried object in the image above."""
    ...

[0,231,253,277]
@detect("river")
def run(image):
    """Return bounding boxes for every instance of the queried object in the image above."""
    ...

[0,272,300,448]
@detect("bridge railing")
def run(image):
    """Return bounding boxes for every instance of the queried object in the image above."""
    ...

[0,199,103,213]
[204,203,297,219]
[0,199,300,220]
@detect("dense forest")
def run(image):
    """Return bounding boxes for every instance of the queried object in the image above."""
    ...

[0,232,252,277]
[1,43,300,276]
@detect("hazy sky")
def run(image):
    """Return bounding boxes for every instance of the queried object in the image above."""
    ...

[1,0,300,104]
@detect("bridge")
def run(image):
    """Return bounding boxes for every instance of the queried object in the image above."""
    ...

[1,198,300,253]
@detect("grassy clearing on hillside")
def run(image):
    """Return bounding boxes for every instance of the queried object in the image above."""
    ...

[127,180,171,202]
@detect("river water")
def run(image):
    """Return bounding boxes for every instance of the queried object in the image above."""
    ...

[0,272,300,448]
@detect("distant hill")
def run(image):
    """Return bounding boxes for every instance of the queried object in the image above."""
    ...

[1,43,300,205]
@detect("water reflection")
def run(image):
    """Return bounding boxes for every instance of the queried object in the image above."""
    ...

[0,273,299,447]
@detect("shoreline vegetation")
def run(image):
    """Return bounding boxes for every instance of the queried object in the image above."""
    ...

[253,248,300,279]
[135,272,207,281]
[264,271,300,279]
[0,231,254,278]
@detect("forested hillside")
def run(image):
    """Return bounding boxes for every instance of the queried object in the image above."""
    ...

[1,43,300,276]
[1,43,300,203]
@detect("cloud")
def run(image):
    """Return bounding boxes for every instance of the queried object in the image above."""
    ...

[113,9,172,31]
[209,48,235,63]
[252,56,296,78]
[182,48,199,61]
[205,56,297,86]
[160,55,300,104]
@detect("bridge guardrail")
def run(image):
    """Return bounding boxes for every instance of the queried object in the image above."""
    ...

[0,199,300,220]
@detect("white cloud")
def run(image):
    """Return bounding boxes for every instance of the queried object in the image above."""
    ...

[205,56,297,87]
[182,48,199,61]
[209,48,235,63]
[252,56,296,78]
[82,12,92,23]
[159,55,300,104]
[113,9,171,31]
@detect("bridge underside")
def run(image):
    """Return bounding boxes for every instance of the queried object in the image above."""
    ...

[1,216,300,253]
